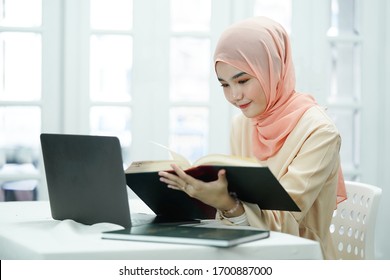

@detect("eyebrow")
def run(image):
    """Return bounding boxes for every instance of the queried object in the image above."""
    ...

[218,71,247,82]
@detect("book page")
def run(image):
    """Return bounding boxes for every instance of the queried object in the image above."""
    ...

[193,154,262,167]
[150,141,261,168]
[149,141,191,165]
[125,160,190,173]
[127,142,262,173]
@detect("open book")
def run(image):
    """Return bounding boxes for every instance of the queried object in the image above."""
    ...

[125,143,300,221]
[125,142,261,174]
[126,154,261,175]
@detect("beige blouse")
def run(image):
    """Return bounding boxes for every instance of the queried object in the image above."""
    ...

[229,106,340,259]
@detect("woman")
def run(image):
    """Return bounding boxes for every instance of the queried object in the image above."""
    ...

[159,16,346,259]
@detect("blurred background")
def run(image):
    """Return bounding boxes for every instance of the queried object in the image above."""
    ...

[0,0,389,259]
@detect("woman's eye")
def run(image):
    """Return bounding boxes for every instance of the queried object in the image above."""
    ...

[238,79,249,84]
[220,83,229,88]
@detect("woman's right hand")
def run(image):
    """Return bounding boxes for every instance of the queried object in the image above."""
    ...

[158,164,236,211]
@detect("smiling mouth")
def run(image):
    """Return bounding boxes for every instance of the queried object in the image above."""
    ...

[238,102,251,109]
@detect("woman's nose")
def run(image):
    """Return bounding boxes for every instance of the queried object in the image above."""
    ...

[231,87,243,100]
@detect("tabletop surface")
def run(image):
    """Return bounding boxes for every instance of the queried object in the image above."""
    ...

[0,201,324,260]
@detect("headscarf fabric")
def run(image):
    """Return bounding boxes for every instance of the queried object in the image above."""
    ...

[214,16,346,204]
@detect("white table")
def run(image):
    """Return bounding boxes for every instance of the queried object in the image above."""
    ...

[0,201,324,260]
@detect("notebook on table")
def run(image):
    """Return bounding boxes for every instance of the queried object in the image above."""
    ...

[102,223,270,247]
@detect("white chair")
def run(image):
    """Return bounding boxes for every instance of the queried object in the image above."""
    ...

[330,181,382,259]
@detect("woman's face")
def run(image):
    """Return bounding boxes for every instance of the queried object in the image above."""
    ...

[216,62,267,118]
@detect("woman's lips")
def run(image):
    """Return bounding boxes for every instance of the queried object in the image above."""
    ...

[238,102,251,109]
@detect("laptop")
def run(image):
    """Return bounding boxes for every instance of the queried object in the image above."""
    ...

[40,133,159,228]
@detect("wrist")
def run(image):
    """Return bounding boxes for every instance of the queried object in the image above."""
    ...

[217,192,244,217]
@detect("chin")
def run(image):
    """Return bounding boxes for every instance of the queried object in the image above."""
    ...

[242,109,264,119]
[241,104,265,117]
[242,111,256,118]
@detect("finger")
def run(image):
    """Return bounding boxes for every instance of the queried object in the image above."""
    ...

[158,171,180,181]
[159,172,190,194]
[217,169,227,185]
[166,184,182,191]
[170,164,199,187]
[160,176,187,190]
[160,178,186,192]
[159,171,185,186]
[159,176,177,186]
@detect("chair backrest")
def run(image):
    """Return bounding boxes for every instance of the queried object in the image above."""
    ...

[330,181,382,259]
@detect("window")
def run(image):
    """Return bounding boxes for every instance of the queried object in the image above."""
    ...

[0,0,44,201]
[326,0,361,180]
[89,0,134,163]
[169,0,211,162]
[254,0,292,33]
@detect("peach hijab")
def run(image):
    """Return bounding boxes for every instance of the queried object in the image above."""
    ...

[214,17,346,204]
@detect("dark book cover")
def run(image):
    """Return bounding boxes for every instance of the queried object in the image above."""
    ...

[102,224,270,247]
[126,165,300,220]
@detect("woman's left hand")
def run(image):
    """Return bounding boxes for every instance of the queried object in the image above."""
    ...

[158,164,233,210]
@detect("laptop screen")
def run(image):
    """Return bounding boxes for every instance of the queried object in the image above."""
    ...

[40,133,132,227]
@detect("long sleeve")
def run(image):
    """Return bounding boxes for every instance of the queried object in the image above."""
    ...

[230,106,340,259]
